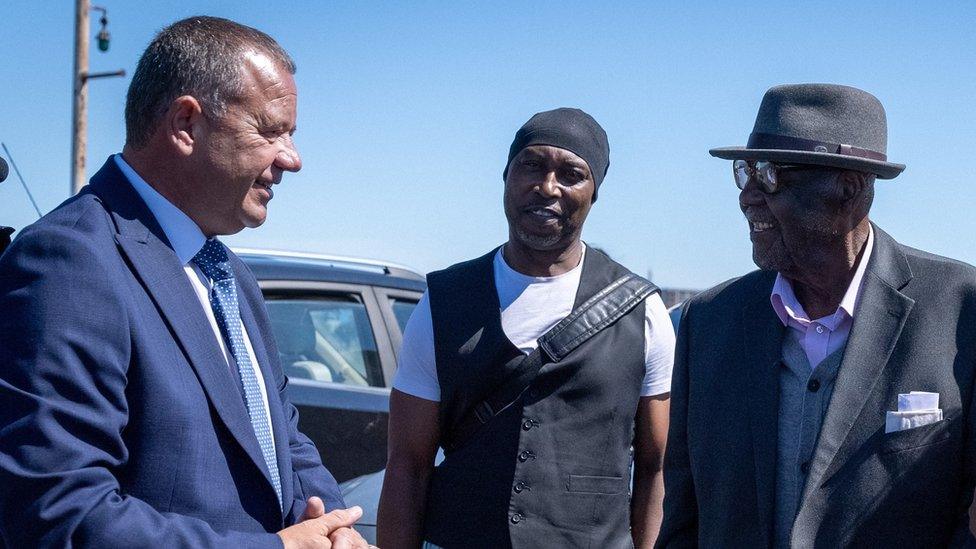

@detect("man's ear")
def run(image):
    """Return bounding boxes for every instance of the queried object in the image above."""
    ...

[839,170,868,204]
[837,171,875,228]
[166,96,206,156]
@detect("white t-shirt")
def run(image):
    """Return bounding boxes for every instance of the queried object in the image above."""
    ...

[393,246,675,401]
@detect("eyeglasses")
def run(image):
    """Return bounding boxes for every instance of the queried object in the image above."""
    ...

[733,160,822,194]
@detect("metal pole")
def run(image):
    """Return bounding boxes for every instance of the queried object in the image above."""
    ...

[71,0,89,195]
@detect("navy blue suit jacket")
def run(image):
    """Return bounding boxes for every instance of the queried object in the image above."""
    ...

[0,158,344,547]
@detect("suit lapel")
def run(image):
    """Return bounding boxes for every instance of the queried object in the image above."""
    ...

[741,271,785,548]
[89,159,281,510]
[800,225,915,503]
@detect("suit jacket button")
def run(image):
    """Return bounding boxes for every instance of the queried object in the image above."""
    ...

[800,462,810,474]
[511,513,522,524]
[807,379,821,392]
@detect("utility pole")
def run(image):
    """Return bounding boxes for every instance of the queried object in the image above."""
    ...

[71,1,124,195]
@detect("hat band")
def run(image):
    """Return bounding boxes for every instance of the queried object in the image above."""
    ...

[747,132,887,161]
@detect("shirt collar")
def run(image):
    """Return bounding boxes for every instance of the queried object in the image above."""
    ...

[496,242,587,283]
[770,224,875,328]
[114,154,207,264]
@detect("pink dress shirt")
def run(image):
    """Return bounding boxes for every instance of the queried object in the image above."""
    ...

[770,226,874,369]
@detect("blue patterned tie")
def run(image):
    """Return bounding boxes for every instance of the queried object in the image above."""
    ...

[192,239,282,508]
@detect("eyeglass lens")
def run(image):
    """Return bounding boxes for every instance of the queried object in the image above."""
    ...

[733,160,778,193]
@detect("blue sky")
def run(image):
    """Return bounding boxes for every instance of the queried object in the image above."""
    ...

[1,1,974,289]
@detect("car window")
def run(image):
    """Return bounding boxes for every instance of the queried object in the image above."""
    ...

[266,295,384,387]
[388,297,418,334]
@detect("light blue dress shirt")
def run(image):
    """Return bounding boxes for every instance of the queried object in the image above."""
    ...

[114,154,206,263]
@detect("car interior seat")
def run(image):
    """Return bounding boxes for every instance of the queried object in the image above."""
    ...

[272,310,334,383]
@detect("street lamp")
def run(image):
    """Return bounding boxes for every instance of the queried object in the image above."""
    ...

[71,1,125,195]
[95,7,111,52]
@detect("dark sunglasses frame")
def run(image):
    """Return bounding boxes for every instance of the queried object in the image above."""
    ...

[733,160,824,193]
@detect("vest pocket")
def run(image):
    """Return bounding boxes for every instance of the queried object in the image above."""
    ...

[568,474,624,494]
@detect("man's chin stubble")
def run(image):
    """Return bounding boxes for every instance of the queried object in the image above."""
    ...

[514,226,564,251]
[753,248,790,272]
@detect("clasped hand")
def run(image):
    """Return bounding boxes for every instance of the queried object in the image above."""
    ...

[278,497,373,549]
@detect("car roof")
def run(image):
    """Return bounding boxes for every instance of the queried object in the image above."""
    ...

[235,248,427,292]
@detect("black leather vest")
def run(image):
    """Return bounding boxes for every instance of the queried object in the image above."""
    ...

[423,246,648,549]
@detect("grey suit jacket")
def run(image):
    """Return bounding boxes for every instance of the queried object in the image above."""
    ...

[657,225,976,548]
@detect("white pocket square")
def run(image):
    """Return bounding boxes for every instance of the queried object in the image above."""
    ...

[885,391,942,434]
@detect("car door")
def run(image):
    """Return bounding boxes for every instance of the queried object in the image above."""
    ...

[260,280,396,483]
[371,287,423,382]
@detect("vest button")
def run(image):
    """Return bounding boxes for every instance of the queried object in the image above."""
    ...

[511,513,522,524]
[514,481,527,493]
[519,450,534,462]
[522,419,534,431]
[800,461,810,474]
[807,379,821,392]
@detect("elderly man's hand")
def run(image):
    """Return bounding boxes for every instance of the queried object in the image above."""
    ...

[279,498,369,549]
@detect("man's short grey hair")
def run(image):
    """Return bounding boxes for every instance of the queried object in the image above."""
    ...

[124,16,296,149]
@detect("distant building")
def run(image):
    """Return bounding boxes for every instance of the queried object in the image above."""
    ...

[659,287,700,308]
[642,268,700,308]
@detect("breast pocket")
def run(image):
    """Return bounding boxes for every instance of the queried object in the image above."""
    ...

[878,416,952,455]
[568,474,625,495]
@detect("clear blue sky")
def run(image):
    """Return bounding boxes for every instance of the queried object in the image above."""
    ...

[2,1,974,289]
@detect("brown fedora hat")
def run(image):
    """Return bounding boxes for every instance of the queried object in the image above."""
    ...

[710,83,905,179]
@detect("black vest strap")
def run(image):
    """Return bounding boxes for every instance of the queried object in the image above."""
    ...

[443,273,657,453]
